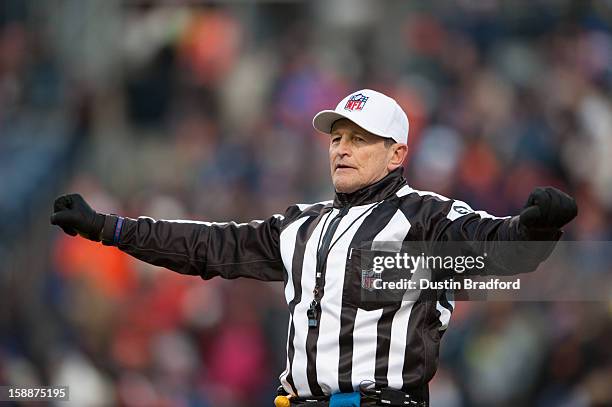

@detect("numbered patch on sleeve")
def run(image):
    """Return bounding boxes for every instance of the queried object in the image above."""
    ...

[447,200,475,221]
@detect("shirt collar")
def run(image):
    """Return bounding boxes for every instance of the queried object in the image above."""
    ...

[333,168,407,208]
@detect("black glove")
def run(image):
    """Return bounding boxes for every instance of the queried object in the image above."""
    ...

[519,186,578,233]
[50,194,106,242]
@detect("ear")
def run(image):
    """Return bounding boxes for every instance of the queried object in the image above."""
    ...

[387,144,408,172]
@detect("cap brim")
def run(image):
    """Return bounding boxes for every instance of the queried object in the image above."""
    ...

[312,110,391,141]
[312,110,348,134]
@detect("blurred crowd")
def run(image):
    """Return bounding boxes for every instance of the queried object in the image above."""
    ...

[1,1,612,406]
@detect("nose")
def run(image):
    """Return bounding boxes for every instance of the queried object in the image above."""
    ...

[334,137,351,157]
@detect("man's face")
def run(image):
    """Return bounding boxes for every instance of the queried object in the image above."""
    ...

[329,119,396,194]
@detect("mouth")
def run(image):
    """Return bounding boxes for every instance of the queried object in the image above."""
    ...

[335,163,355,171]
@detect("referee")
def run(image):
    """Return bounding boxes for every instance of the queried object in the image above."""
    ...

[50,89,577,407]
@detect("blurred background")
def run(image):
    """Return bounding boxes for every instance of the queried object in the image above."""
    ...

[1,0,611,406]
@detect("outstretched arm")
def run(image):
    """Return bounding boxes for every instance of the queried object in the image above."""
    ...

[50,194,285,281]
[431,187,577,275]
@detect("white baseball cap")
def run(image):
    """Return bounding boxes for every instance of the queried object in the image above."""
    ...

[312,89,409,144]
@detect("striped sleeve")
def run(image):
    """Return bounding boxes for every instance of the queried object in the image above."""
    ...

[432,199,561,275]
[105,204,308,281]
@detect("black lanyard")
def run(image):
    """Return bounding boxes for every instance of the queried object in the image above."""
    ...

[307,202,382,328]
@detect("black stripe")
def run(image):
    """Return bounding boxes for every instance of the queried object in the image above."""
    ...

[304,209,337,397]
[398,193,451,243]
[284,206,329,396]
[397,195,443,401]
[439,289,453,312]
[337,199,401,392]
[374,303,401,387]
[373,209,413,388]
[401,292,437,391]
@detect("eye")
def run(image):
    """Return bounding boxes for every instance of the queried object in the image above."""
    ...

[331,135,341,144]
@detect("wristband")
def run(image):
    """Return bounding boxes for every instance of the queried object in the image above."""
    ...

[101,214,125,246]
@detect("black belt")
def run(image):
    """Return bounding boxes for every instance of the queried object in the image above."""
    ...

[362,387,427,406]
[277,387,428,407]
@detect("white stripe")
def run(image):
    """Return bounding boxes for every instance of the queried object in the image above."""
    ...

[396,185,414,197]
[289,210,334,396]
[279,217,309,394]
[371,209,411,252]
[351,308,384,389]
[316,204,377,395]
[436,301,452,331]
[474,210,509,220]
[387,297,415,389]
[155,214,284,226]
[296,200,333,211]
[356,208,412,389]
[406,188,451,201]
[279,313,294,391]
[395,188,509,221]
[280,216,310,304]
[436,290,455,332]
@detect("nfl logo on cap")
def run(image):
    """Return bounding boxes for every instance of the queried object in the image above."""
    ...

[344,93,369,111]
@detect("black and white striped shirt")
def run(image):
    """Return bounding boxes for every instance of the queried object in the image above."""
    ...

[102,168,559,400]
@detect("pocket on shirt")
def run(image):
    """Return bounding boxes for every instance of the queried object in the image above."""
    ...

[344,248,412,311]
